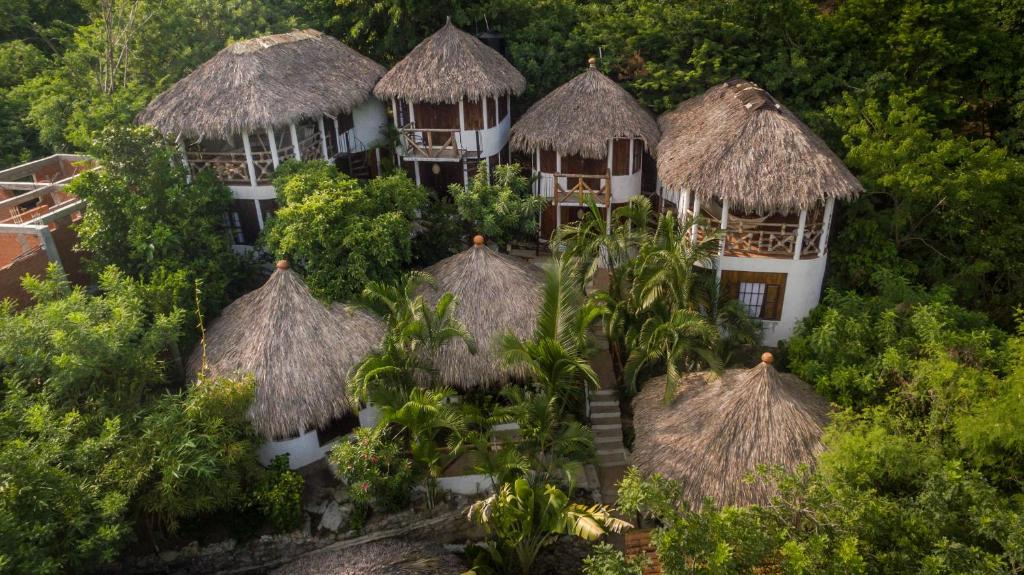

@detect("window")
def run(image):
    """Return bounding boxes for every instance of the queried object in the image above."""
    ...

[721,271,787,321]
[738,282,767,317]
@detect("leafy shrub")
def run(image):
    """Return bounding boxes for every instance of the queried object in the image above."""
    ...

[329,427,415,514]
[449,162,545,246]
[582,543,648,575]
[252,455,304,532]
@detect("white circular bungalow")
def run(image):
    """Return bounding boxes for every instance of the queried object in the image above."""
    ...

[139,30,388,247]
[657,80,863,344]
[374,18,525,192]
[510,59,660,240]
[187,261,384,469]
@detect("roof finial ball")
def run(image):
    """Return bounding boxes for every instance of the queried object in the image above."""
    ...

[276,260,290,270]
[761,351,774,365]
[588,56,597,68]
[473,234,485,247]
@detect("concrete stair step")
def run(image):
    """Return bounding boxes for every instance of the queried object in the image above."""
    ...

[590,411,620,420]
[595,435,622,444]
[592,423,622,431]
[593,389,618,397]
[589,400,619,408]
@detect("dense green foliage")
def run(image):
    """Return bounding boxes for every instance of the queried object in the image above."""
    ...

[608,275,1024,574]
[262,162,428,301]
[251,455,305,532]
[466,478,630,575]
[66,126,252,327]
[450,162,545,247]
[0,268,261,573]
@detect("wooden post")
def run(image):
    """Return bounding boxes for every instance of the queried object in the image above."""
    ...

[289,124,301,160]
[241,132,258,187]
[691,197,701,242]
[266,127,280,168]
[794,208,808,260]
[318,117,329,159]
[818,197,835,255]
[719,198,730,256]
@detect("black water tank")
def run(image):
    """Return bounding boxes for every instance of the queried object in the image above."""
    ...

[477,30,505,55]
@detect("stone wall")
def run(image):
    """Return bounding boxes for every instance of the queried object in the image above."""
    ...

[106,503,476,575]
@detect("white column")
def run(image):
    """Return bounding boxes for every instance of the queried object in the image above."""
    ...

[628,139,635,174]
[333,117,343,153]
[605,140,614,233]
[458,99,467,155]
[318,117,329,160]
[414,160,421,185]
[482,98,489,130]
[681,189,690,220]
[719,198,730,256]
[266,127,280,168]
[818,197,835,255]
[177,138,192,183]
[793,208,808,260]
[408,101,416,124]
[374,148,382,176]
[289,124,301,160]
[241,132,258,187]
[690,197,701,242]
[391,99,399,125]
[254,199,264,230]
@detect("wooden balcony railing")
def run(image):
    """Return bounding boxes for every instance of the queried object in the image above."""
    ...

[552,172,612,207]
[695,214,823,258]
[186,131,326,185]
[399,124,462,159]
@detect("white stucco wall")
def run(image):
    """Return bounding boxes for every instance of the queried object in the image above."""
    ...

[717,254,828,346]
[349,97,388,151]
[258,428,337,469]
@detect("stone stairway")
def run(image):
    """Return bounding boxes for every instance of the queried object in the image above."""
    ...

[591,388,628,503]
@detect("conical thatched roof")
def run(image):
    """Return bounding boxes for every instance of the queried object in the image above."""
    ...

[419,238,543,389]
[271,538,463,575]
[631,355,830,508]
[139,29,386,139]
[657,80,862,214]
[373,19,525,104]
[510,62,660,159]
[187,262,384,440]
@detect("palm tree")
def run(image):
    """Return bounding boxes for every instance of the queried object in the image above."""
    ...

[500,386,595,485]
[498,256,601,404]
[377,386,466,508]
[466,478,631,575]
[349,272,476,406]
[623,307,723,402]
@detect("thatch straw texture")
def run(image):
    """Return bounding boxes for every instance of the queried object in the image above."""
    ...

[186,266,384,440]
[510,64,660,159]
[271,538,463,575]
[631,360,830,508]
[657,80,862,214]
[139,29,386,139]
[420,243,543,389]
[374,19,525,104]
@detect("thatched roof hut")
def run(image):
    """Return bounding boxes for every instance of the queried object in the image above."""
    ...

[139,29,386,139]
[373,18,525,104]
[631,353,830,508]
[420,236,543,389]
[657,79,862,214]
[271,538,463,575]
[187,261,384,440]
[510,60,660,159]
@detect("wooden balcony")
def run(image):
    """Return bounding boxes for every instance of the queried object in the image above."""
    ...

[399,124,464,160]
[552,172,612,207]
[696,215,824,259]
[185,133,322,185]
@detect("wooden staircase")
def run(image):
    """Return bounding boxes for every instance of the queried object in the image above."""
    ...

[345,152,372,179]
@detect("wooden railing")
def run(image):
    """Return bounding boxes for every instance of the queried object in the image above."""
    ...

[695,214,823,258]
[551,172,612,207]
[399,124,462,159]
[187,132,326,185]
